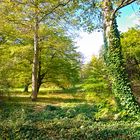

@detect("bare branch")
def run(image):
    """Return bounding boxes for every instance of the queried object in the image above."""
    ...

[10,0,27,5]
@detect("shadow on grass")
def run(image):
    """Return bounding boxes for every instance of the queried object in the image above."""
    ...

[0,102,97,129]
[0,102,140,140]
[3,95,86,105]
[24,103,98,122]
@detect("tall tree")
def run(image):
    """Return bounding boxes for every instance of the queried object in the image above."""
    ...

[0,17,81,94]
[0,0,74,100]
[102,0,140,114]
[36,26,81,92]
[74,0,140,113]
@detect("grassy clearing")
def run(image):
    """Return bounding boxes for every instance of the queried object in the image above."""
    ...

[0,90,140,139]
[2,91,86,106]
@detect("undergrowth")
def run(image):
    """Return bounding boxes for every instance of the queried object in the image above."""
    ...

[0,102,140,140]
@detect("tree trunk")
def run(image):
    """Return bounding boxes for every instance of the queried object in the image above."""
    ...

[23,84,29,92]
[37,67,42,93]
[37,81,41,93]
[103,0,139,114]
[31,5,39,101]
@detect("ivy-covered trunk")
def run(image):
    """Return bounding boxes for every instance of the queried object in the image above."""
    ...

[103,0,139,114]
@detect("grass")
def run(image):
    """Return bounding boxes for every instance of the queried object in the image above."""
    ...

[2,91,86,106]
[0,89,140,139]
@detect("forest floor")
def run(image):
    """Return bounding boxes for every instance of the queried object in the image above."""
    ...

[0,90,140,140]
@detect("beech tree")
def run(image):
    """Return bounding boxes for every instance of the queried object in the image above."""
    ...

[0,0,74,101]
[0,22,81,94]
[36,26,81,92]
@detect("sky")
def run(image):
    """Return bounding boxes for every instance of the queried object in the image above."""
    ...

[76,3,140,63]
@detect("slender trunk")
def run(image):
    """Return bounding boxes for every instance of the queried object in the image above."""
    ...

[31,4,39,101]
[37,60,42,93]
[23,83,29,92]
[37,73,46,93]
[37,81,41,93]
[103,0,139,114]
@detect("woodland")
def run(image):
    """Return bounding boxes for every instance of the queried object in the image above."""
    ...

[0,0,140,139]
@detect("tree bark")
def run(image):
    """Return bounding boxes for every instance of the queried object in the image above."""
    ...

[23,83,29,92]
[31,3,39,101]
[103,0,139,114]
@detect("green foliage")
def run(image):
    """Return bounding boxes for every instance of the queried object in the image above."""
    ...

[0,102,140,139]
[0,20,81,91]
[81,56,111,96]
[105,21,140,114]
[121,28,140,79]
[40,35,81,89]
[121,28,140,56]
[0,0,83,96]
[120,28,140,100]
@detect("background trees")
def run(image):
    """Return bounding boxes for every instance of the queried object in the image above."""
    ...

[1,1,140,139]
[121,28,140,100]
[81,56,110,94]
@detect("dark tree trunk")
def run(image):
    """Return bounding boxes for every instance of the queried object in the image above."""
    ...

[103,0,139,114]
[37,73,42,93]
[36,55,46,93]
[37,82,41,93]
[23,84,29,92]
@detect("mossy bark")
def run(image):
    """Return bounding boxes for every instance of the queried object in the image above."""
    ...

[103,0,139,114]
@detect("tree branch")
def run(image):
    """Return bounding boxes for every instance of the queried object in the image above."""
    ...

[10,0,27,5]
[39,0,71,22]
[113,0,136,16]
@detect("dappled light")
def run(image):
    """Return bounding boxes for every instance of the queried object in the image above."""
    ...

[3,92,86,105]
[1,93,140,139]
[0,0,140,139]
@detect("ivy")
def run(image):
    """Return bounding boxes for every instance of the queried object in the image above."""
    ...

[104,19,140,115]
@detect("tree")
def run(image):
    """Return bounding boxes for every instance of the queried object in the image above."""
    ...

[101,0,139,114]
[36,26,81,92]
[74,0,140,114]
[0,15,23,92]
[0,0,75,101]
[0,18,81,94]
[0,27,32,91]
[102,0,140,114]
[1,0,139,112]
[121,28,140,99]
[121,28,140,79]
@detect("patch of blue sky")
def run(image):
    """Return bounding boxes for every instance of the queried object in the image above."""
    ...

[76,3,140,63]
[117,3,139,32]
